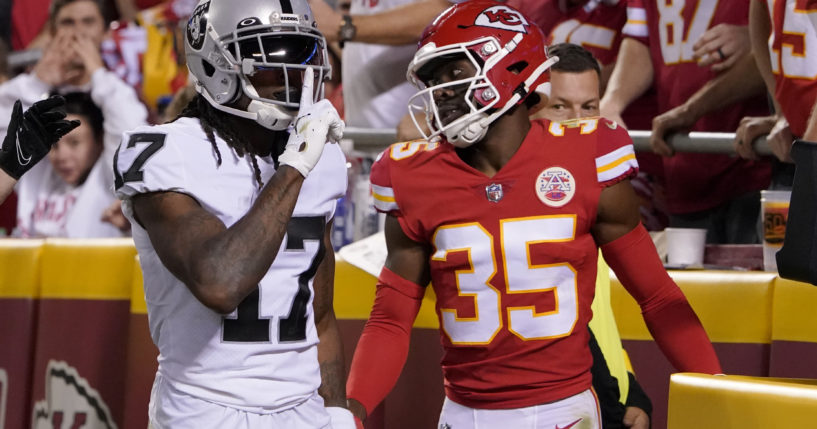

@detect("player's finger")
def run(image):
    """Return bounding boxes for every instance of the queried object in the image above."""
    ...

[692,30,718,51]
[50,119,81,139]
[12,99,22,121]
[300,66,315,108]
[39,110,67,123]
[33,95,67,114]
[693,39,721,59]
[711,54,738,72]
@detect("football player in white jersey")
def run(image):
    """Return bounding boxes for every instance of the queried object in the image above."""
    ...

[114,0,354,427]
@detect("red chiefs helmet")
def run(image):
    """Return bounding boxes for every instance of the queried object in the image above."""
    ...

[406,0,556,147]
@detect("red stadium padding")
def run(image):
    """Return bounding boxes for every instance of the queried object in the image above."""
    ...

[0,239,43,429]
[28,239,136,428]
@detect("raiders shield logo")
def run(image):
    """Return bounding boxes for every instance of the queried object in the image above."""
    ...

[187,0,210,51]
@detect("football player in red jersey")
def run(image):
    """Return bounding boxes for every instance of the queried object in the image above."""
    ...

[345,2,721,428]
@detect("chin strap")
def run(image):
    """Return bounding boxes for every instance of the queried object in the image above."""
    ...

[196,83,293,131]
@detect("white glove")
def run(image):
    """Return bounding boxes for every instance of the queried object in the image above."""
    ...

[326,406,357,429]
[278,66,345,177]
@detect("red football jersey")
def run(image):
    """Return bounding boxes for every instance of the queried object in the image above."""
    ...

[370,118,638,409]
[509,0,626,65]
[623,0,771,214]
[766,0,817,137]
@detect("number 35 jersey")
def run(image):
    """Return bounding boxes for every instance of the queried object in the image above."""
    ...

[114,117,347,411]
[370,118,638,409]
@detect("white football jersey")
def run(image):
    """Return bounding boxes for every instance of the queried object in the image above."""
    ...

[115,117,346,412]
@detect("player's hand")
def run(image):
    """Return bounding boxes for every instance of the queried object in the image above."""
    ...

[325,406,358,429]
[692,24,750,72]
[623,406,650,429]
[346,398,367,427]
[767,115,794,163]
[279,67,345,177]
[0,96,80,179]
[650,104,695,157]
[734,115,776,160]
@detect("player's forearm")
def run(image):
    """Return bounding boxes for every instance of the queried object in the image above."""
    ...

[601,38,654,116]
[317,312,348,408]
[352,0,451,45]
[681,53,766,120]
[750,0,777,104]
[187,166,305,312]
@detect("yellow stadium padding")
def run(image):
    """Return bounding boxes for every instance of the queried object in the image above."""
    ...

[39,238,137,300]
[611,270,777,343]
[0,239,44,298]
[771,276,817,343]
[334,254,439,328]
[131,255,147,314]
[668,373,817,429]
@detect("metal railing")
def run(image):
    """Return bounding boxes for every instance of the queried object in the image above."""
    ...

[343,126,775,156]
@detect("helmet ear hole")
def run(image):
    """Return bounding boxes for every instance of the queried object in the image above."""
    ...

[507,61,528,75]
[202,59,216,77]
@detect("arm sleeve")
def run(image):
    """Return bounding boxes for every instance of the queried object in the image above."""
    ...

[346,267,425,416]
[600,224,722,374]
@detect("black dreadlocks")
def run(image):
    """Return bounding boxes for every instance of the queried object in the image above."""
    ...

[174,94,288,187]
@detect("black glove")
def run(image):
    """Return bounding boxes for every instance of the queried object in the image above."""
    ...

[0,95,81,179]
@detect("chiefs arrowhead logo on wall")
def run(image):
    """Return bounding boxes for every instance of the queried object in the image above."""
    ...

[31,361,117,429]
[474,6,529,34]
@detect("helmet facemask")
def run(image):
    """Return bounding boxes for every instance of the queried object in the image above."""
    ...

[227,26,330,128]
[408,41,498,148]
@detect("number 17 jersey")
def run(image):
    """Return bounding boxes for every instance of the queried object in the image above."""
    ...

[370,118,638,409]
[114,117,347,412]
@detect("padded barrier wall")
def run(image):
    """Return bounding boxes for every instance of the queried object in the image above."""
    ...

[2,239,817,429]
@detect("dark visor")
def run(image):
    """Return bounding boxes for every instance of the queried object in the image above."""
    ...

[228,33,322,66]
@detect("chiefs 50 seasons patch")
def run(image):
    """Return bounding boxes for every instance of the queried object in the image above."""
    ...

[536,167,575,207]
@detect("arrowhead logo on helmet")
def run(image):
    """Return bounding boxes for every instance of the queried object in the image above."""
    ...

[475,6,529,33]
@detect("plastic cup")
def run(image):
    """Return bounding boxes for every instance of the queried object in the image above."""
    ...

[760,190,791,272]
[665,227,707,266]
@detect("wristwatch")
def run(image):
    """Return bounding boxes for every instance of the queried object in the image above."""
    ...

[338,14,356,48]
